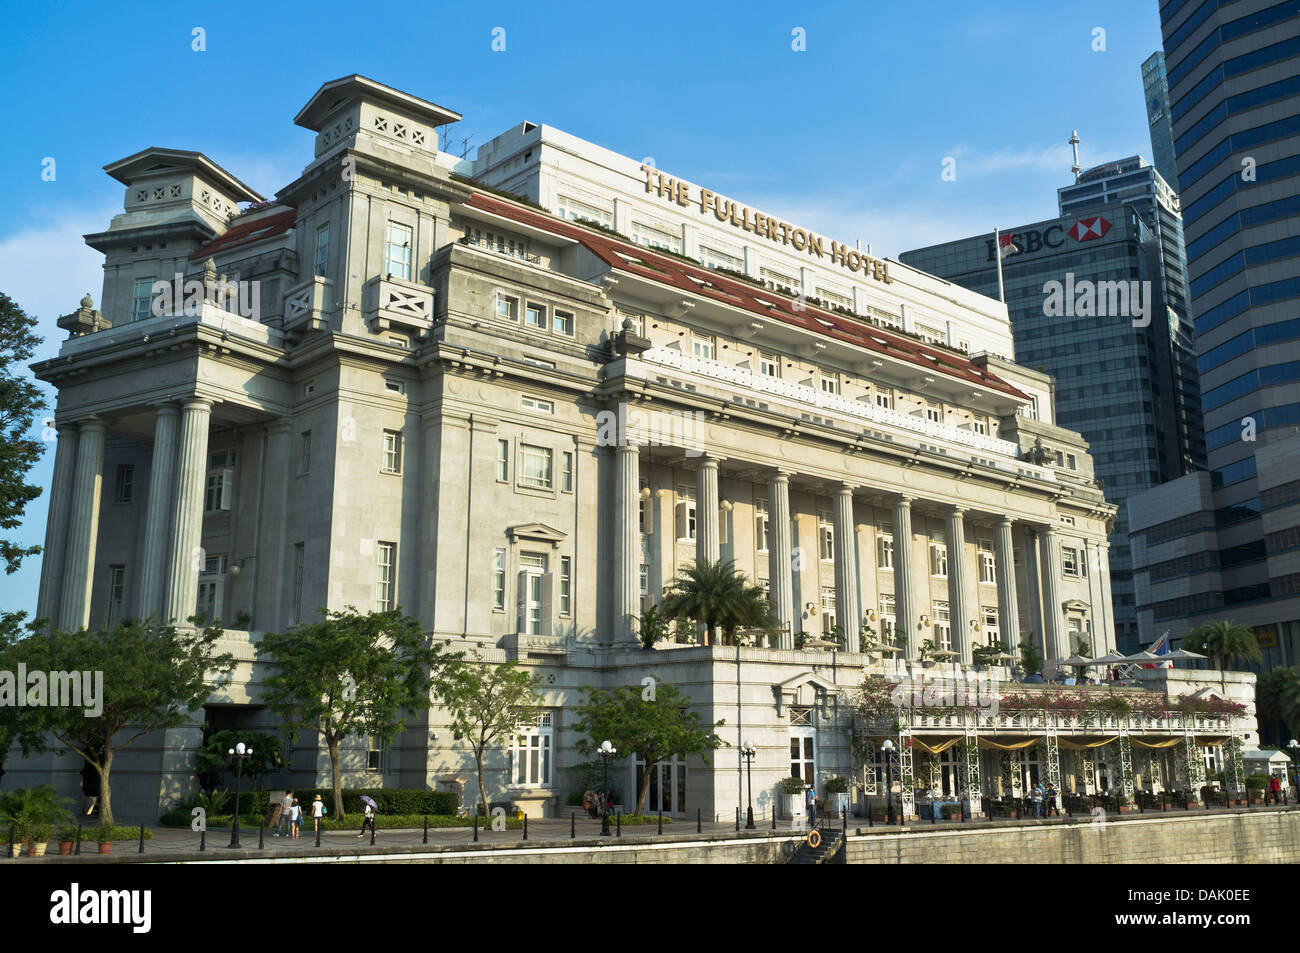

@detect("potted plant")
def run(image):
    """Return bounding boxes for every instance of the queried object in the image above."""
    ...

[779,776,808,819]
[0,786,72,859]
[57,826,79,855]
[825,776,850,817]
[94,825,115,854]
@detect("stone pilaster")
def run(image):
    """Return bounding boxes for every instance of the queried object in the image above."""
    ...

[947,506,970,663]
[697,455,720,565]
[893,496,916,658]
[35,423,79,624]
[768,472,795,650]
[833,484,860,652]
[164,399,213,625]
[995,518,1021,651]
[614,443,640,644]
[58,418,106,631]
[136,404,180,619]
[1040,525,1064,662]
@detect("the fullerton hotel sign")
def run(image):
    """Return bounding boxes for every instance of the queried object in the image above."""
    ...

[640,165,892,285]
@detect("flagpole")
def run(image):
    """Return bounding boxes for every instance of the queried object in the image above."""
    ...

[994,226,1006,303]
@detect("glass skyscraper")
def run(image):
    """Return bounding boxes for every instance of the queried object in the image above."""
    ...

[1143,51,1183,189]
[1126,0,1300,671]
[901,202,1205,652]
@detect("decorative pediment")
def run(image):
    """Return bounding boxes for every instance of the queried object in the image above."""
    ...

[507,523,567,549]
[1062,599,1090,612]
[773,671,840,716]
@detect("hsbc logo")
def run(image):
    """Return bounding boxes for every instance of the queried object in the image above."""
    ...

[1068,216,1111,241]
[985,216,1113,261]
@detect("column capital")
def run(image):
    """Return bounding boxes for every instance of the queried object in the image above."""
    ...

[75,416,107,435]
[836,482,858,496]
[998,516,1015,529]
[1042,524,1059,538]
[770,469,791,484]
[895,494,914,506]
[266,416,294,436]
[698,454,720,469]
[949,505,966,517]
[180,397,213,413]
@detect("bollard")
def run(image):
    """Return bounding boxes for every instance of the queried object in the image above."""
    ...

[657,809,662,835]
[473,813,479,842]
[735,807,740,832]
[7,824,12,858]
[315,820,321,848]
[868,809,873,828]
[771,811,776,831]
[139,824,146,854]
[571,812,575,839]
[370,819,377,846]
[697,808,701,833]
[258,818,264,850]
[523,814,528,841]
[423,813,428,845]
[200,829,206,852]
[617,813,622,837]
[930,808,936,825]
[75,819,83,856]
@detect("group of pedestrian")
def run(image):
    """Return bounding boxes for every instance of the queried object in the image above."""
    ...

[270,791,328,838]
[582,789,614,818]
[1030,783,1059,817]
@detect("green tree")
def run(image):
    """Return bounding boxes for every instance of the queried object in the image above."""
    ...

[572,682,726,816]
[6,618,234,826]
[442,661,544,815]
[1184,620,1261,675]
[0,292,45,577]
[634,603,670,650]
[1256,667,1300,746]
[259,607,460,820]
[1019,637,1044,677]
[660,559,776,646]
[195,729,287,791]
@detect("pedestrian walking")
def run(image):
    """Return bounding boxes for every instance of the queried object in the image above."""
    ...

[311,794,325,835]
[1269,775,1282,805]
[1031,784,1044,817]
[358,798,377,838]
[273,790,293,836]
[806,785,817,826]
[289,798,301,839]
[1045,783,1058,817]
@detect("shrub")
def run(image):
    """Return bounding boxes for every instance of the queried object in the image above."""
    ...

[157,811,520,831]
[779,777,808,795]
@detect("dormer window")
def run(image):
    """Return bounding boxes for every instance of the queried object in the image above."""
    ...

[384,222,413,280]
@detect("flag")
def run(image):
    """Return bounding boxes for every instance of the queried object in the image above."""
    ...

[998,232,1019,258]
[1142,632,1173,669]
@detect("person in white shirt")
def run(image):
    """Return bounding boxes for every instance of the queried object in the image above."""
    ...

[289,799,301,839]
[311,794,324,835]
[358,800,377,839]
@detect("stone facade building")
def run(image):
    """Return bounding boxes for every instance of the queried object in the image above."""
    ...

[11,76,1253,824]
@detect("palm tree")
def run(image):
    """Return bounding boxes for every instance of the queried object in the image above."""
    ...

[660,559,776,646]
[1184,620,1262,674]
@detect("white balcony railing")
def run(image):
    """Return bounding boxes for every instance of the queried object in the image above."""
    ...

[640,346,1026,460]
[283,275,332,332]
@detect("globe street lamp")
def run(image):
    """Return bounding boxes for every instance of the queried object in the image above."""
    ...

[1289,739,1299,804]
[227,741,253,849]
[598,740,617,836]
[741,742,756,829]
[881,740,896,825]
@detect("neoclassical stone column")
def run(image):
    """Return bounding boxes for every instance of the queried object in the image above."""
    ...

[994,518,1021,651]
[255,418,294,630]
[58,418,106,631]
[613,443,640,644]
[697,455,720,565]
[35,423,79,624]
[1097,540,1115,654]
[164,398,213,625]
[893,495,917,658]
[946,506,971,663]
[1040,525,1064,662]
[136,404,180,620]
[768,471,795,650]
[833,484,861,652]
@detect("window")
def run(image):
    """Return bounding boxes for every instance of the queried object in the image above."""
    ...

[366,735,386,773]
[756,498,770,553]
[702,245,744,271]
[559,556,572,616]
[1066,453,1077,471]
[132,278,155,322]
[114,464,134,504]
[383,430,403,473]
[930,535,948,577]
[790,722,816,784]
[519,444,553,489]
[1067,616,1087,653]
[1062,547,1081,578]
[978,540,996,584]
[820,587,837,633]
[496,293,519,322]
[933,601,951,651]
[815,286,852,308]
[553,309,574,335]
[519,552,547,634]
[676,487,697,541]
[916,324,945,346]
[204,452,234,512]
[376,542,396,611]
[521,396,554,414]
[1055,450,1065,468]
[982,606,1000,644]
[299,431,312,475]
[972,415,989,436]
[639,479,649,534]
[761,266,797,290]
[107,565,125,626]
[877,523,894,570]
[493,549,506,610]
[292,543,305,623]
[691,333,716,361]
[925,400,943,423]
[315,223,329,277]
[525,303,546,329]
[384,222,413,279]
[558,194,612,227]
[880,594,896,642]
[1026,396,1040,420]
[468,227,532,260]
[497,439,509,482]
[616,308,643,336]
[819,373,839,395]
[759,353,780,378]
[561,451,574,493]
[196,554,227,624]
[513,712,554,786]
[875,388,894,410]
[303,379,316,396]
[631,220,682,253]
[385,379,405,394]
[819,511,835,561]
[639,537,650,597]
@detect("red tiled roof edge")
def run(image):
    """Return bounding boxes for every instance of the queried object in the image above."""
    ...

[464,191,1029,401]
[191,207,298,261]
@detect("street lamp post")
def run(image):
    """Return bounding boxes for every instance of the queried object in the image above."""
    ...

[227,741,253,849]
[882,739,896,825]
[1289,740,1299,805]
[741,742,756,829]
[598,740,617,836]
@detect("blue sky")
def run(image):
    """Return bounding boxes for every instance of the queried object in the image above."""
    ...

[0,0,1165,618]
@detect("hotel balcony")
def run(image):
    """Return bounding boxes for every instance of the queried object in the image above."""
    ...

[627,346,1056,482]
[362,274,435,338]
[282,274,333,333]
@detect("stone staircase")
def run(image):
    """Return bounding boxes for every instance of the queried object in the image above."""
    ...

[788,824,845,864]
